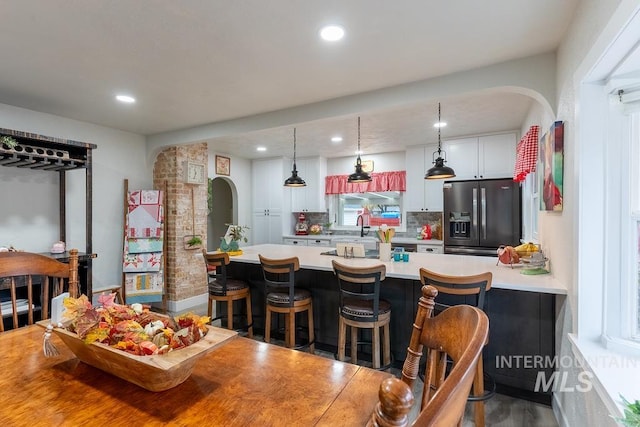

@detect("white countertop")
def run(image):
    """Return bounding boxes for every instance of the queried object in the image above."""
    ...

[227,244,566,295]
[282,235,443,245]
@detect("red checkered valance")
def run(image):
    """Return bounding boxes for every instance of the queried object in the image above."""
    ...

[513,125,539,182]
[325,170,406,194]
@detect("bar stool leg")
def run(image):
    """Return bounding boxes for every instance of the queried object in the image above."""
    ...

[265,307,272,344]
[372,324,381,369]
[382,321,391,369]
[350,326,358,364]
[287,310,296,349]
[226,298,234,330]
[307,302,315,354]
[245,294,254,338]
[207,296,213,318]
[337,316,347,361]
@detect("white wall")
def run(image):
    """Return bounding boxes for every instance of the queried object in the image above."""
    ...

[206,145,252,244]
[326,151,405,175]
[0,103,149,290]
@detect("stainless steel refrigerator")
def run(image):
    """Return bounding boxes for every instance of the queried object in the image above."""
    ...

[443,179,521,256]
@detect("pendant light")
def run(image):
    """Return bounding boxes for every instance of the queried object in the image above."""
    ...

[425,103,456,180]
[284,127,306,187]
[347,116,372,183]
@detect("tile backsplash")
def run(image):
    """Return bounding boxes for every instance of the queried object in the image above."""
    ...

[290,211,442,240]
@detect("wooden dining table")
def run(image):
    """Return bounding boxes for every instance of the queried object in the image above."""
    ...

[0,325,391,426]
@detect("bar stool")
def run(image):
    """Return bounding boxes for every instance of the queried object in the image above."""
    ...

[419,267,494,427]
[203,251,253,338]
[259,255,314,353]
[332,260,391,370]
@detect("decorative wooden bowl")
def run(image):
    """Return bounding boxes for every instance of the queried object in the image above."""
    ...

[37,320,237,391]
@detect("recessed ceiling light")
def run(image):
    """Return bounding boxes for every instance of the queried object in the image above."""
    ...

[256,147,267,152]
[116,95,136,103]
[434,121,447,128]
[331,136,343,143]
[320,25,345,42]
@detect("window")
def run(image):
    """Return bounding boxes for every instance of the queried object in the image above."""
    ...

[604,90,640,347]
[329,191,403,229]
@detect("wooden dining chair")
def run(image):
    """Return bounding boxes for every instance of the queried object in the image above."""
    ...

[0,249,79,332]
[368,285,489,427]
[419,268,493,427]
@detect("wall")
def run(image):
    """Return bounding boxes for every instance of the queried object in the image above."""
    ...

[207,146,252,244]
[326,151,405,175]
[153,143,208,311]
[0,103,149,290]
[550,0,635,425]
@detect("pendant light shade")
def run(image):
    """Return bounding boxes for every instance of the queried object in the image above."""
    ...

[348,117,372,183]
[425,103,456,180]
[284,128,306,187]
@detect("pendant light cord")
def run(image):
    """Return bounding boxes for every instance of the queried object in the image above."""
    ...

[293,127,297,165]
[437,102,442,156]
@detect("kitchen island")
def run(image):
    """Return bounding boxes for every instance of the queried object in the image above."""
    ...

[225,244,566,402]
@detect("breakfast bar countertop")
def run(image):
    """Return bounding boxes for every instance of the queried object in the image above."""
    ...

[228,244,566,295]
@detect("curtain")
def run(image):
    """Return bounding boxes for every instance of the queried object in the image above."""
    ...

[325,170,406,194]
[513,125,539,182]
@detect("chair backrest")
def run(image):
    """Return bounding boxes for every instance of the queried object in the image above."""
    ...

[332,260,386,321]
[259,255,299,307]
[368,286,489,427]
[419,268,492,312]
[0,249,79,332]
[203,250,230,292]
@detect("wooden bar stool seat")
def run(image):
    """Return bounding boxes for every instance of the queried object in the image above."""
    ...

[203,251,253,338]
[259,255,314,353]
[332,260,391,370]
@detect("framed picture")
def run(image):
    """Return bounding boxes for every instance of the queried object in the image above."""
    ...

[539,121,564,211]
[215,155,230,176]
[361,159,374,173]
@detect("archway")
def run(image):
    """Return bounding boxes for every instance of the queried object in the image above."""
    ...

[208,177,236,251]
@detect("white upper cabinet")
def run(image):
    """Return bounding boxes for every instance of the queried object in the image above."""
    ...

[443,132,517,180]
[405,144,443,212]
[252,158,289,244]
[252,158,286,212]
[289,157,327,212]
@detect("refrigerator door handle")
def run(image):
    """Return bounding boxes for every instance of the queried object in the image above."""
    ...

[472,187,478,228]
[481,187,487,239]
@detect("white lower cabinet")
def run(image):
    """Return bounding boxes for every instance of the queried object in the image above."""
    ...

[283,238,308,246]
[416,244,444,254]
[307,238,331,247]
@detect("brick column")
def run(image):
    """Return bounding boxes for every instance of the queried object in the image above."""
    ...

[153,143,208,305]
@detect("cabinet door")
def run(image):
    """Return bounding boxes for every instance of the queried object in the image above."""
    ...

[283,238,308,246]
[290,157,327,212]
[404,146,427,211]
[252,158,285,211]
[442,137,479,180]
[252,210,283,245]
[479,133,517,178]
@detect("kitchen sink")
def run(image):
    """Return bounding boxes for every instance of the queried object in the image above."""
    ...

[320,249,380,259]
[329,236,378,250]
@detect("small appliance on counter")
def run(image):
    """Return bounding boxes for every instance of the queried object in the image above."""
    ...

[294,212,309,235]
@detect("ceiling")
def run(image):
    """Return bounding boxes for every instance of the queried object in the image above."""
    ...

[0,1,579,159]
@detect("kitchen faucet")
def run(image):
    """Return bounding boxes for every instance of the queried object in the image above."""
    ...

[356,215,370,237]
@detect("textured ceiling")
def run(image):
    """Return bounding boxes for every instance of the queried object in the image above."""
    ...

[0,1,579,159]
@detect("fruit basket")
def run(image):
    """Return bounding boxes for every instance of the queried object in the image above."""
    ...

[515,242,540,258]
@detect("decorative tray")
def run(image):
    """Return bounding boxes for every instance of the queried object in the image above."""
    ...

[37,320,237,391]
